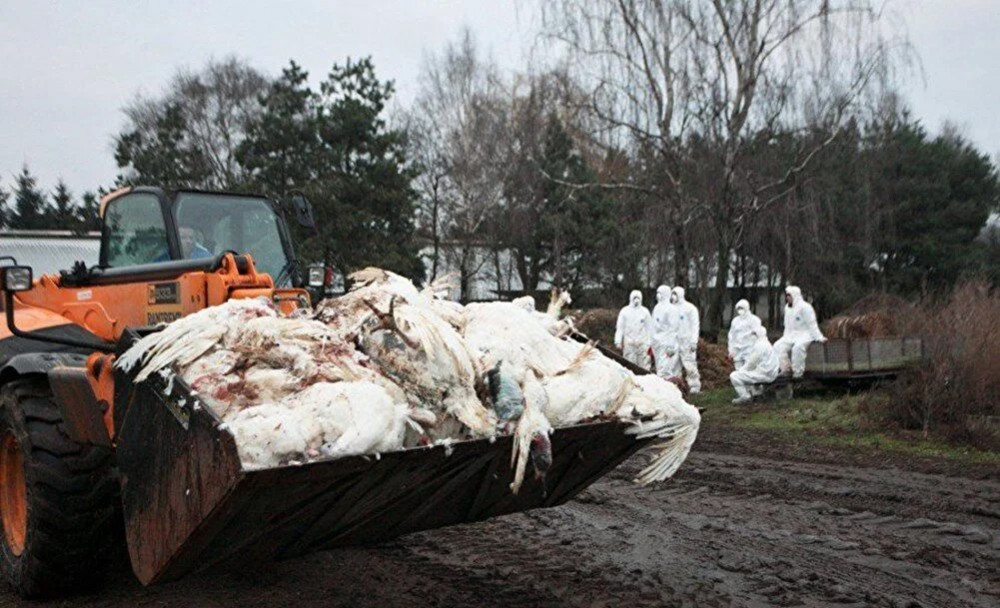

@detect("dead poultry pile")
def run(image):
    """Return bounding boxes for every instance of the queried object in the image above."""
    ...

[116,268,700,491]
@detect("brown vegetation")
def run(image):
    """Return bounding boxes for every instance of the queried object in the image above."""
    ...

[697,339,734,391]
[877,282,1000,449]
[822,293,915,338]
[573,308,617,347]
[821,311,898,338]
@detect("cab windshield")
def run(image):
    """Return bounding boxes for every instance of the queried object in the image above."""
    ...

[173,193,291,282]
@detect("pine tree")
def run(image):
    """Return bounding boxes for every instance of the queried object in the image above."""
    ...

[76,191,101,234]
[237,61,317,195]
[51,180,78,231]
[114,103,212,189]
[240,58,423,281]
[0,183,9,229]
[9,166,52,230]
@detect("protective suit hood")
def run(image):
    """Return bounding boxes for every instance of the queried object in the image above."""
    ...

[629,290,643,307]
[671,286,686,304]
[785,285,803,306]
[735,299,750,316]
[656,285,671,303]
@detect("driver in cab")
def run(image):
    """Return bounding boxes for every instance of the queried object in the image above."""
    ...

[155,226,213,262]
[179,226,213,259]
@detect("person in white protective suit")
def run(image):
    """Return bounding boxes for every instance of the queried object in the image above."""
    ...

[614,290,654,369]
[773,285,827,378]
[651,285,680,378]
[668,287,701,394]
[730,325,780,403]
[727,299,762,370]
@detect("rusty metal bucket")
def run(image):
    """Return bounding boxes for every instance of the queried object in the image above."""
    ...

[114,330,652,585]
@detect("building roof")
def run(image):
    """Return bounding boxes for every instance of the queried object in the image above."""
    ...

[0,231,100,277]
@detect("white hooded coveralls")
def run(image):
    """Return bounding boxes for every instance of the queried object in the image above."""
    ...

[615,290,653,369]
[728,299,762,370]
[773,286,826,377]
[651,285,678,378]
[668,287,701,393]
[730,326,780,401]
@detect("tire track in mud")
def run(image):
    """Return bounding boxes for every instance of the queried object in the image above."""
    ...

[4,445,998,608]
[389,448,999,608]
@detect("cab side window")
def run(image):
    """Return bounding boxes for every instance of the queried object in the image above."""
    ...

[104,194,169,266]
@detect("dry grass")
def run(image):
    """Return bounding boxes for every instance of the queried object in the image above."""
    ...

[822,292,914,338]
[573,308,618,347]
[878,281,1000,449]
[821,311,898,338]
[697,339,734,390]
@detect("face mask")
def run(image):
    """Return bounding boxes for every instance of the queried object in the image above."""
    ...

[670,295,678,304]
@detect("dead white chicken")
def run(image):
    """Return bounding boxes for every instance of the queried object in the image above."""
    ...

[223,315,368,384]
[509,290,575,337]
[316,269,495,439]
[116,297,277,382]
[314,267,426,342]
[463,302,583,377]
[358,298,496,439]
[463,303,628,423]
[537,345,634,426]
[619,374,701,485]
[224,380,411,469]
[286,382,412,458]
[510,374,554,495]
[511,295,537,313]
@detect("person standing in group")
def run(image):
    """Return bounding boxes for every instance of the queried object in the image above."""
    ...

[651,285,679,378]
[615,290,654,369]
[730,325,780,403]
[669,287,701,394]
[773,285,827,378]
[728,299,762,371]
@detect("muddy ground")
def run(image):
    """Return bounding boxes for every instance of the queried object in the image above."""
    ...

[4,424,998,608]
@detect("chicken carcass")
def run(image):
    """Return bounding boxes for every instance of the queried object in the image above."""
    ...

[224,381,411,469]
[358,300,495,439]
[116,297,277,383]
[510,384,553,495]
[317,269,496,439]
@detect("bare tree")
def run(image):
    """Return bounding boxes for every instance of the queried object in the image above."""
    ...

[538,0,909,328]
[117,56,269,189]
[407,30,512,299]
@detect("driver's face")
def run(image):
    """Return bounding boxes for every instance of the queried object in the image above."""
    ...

[179,227,196,257]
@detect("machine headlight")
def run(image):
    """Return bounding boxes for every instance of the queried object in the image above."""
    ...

[307,265,326,288]
[2,266,33,292]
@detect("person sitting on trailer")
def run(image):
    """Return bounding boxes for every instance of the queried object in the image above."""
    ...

[773,285,827,378]
[730,325,780,403]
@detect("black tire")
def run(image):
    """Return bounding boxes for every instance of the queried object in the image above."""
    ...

[0,377,117,598]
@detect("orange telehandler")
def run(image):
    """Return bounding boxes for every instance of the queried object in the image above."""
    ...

[0,186,651,598]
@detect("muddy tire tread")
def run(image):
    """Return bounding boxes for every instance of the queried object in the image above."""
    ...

[0,377,116,598]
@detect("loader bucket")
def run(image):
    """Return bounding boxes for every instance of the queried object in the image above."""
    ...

[113,331,654,585]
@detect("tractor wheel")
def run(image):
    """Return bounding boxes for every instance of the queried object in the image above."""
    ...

[0,378,117,598]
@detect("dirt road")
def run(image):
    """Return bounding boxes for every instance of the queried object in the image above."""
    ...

[6,428,998,608]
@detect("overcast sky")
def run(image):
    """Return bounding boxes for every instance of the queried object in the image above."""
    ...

[0,0,997,195]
